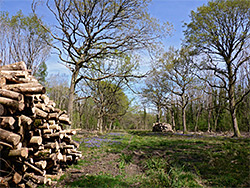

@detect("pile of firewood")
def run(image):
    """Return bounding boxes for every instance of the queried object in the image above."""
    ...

[0,62,82,187]
[152,122,173,133]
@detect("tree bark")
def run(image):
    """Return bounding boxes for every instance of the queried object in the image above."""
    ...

[68,67,80,121]
[228,64,241,137]
[181,94,187,134]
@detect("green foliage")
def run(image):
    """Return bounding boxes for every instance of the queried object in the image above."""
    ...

[0,10,51,73]
[34,61,48,85]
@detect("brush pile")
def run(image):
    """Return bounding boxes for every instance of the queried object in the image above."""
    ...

[0,62,81,187]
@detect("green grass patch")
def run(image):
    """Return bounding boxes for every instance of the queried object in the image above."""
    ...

[66,130,250,187]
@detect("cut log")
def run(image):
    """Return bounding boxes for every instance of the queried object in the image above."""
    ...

[0,96,25,111]
[0,104,6,115]
[33,107,48,118]
[0,61,27,70]
[0,116,15,129]
[0,77,6,87]
[34,149,51,157]
[43,129,53,134]
[26,180,38,188]
[0,141,13,149]
[29,136,42,145]
[0,89,24,101]
[2,83,46,94]
[13,172,22,184]
[59,114,70,122]
[34,103,46,111]
[24,172,47,184]
[40,94,49,104]
[48,124,60,130]
[61,129,77,135]
[24,161,45,176]
[19,115,33,126]
[44,142,59,150]
[34,161,47,170]
[18,183,26,188]
[8,147,29,158]
[48,111,59,119]
[38,123,49,129]
[0,128,21,146]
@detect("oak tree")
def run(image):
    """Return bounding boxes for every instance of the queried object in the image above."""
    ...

[184,0,250,137]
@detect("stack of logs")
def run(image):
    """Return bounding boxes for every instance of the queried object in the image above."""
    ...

[0,62,82,187]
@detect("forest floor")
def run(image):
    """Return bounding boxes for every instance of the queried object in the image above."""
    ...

[48,130,249,188]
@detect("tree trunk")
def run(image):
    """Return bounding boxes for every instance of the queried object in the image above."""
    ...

[228,64,241,137]
[182,107,187,134]
[68,67,80,121]
[171,109,176,131]
[181,94,187,134]
[207,108,212,132]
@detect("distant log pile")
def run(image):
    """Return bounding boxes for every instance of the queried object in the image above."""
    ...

[0,62,81,187]
[152,122,173,133]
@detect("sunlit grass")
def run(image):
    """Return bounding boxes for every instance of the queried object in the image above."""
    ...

[63,130,250,187]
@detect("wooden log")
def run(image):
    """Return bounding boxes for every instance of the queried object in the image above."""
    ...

[43,129,53,134]
[18,183,26,188]
[24,173,47,184]
[34,103,46,111]
[26,180,38,188]
[66,155,73,161]
[38,123,49,129]
[0,116,15,129]
[8,147,29,158]
[59,114,71,124]
[12,172,22,184]
[0,104,6,115]
[2,83,46,94]
[61,129,77,135]
[33,107,48,118]
[19,115,33,126]
[48,100,56,107]
[34,149,51,157]
[29,136,42,145]
[44,142,59,150]
[0,141,13,151]
[0,128,21,146]
[48,112,59,120]
[34,161,47,170]
[0,96,25,111]
[44,132,65,139]
[46,105,54,112]
[0,89,24,101]
[48,120,56,125]
[61,145,75,149]
[69,140,79,148]
[0,77,6,87]
[48,124,60,130]
[40,94,49,104]
[24,161,45,176]
[0,61,27,70]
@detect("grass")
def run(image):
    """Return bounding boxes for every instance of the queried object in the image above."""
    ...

[61,130,250,187]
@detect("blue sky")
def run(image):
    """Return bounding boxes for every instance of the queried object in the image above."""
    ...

[0,0,208,76]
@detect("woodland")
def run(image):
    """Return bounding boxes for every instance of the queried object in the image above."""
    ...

[1,0,248,137]
[0,0,249,187]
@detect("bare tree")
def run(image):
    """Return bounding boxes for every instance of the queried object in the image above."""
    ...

[32,0,172,119]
